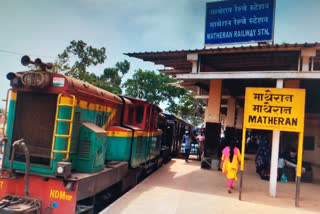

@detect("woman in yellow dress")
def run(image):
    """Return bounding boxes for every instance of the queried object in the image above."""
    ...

[221,141,241,193]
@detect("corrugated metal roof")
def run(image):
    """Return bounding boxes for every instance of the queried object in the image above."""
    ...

[125,42,320,57]
[125,42,320,75]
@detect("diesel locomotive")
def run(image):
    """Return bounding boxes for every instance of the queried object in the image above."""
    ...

[0,56,166,213]
[0,56,195,213]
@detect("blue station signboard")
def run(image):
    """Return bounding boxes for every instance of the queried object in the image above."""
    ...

[205,0,275,45]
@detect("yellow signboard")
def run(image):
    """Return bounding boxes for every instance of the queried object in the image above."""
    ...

[244,87,306,132]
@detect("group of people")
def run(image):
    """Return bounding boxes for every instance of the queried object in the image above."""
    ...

[255,136,312,181]
[181,129,314,194]
[182,130,205,162]
[181,130,314,193]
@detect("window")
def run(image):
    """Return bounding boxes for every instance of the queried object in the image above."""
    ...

[136,105,144,124]
[146,107,150,128]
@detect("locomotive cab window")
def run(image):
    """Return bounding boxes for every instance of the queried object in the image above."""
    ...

[136,105,144,124]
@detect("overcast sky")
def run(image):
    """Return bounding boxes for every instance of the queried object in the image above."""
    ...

[1,0,320,108]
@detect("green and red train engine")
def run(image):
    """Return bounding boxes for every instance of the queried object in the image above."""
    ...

[0,56,162,213]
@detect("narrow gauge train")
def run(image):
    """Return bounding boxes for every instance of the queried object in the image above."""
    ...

[161,113,194,158]
[157,113,194,162]
[0,56,171,214]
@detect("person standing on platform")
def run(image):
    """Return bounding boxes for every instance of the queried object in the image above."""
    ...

[220,140,241,193]
[255,136,271,180]
[196,131,205,160]
[183,131,191,162]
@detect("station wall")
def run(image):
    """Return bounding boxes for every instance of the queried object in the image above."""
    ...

[303,114,320,166]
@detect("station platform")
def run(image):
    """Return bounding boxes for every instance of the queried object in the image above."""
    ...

[101,156,320,214]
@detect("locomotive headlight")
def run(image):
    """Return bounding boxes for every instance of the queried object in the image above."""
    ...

[21,71,50,88]
[57,166,64,174]
[22,73,42,87]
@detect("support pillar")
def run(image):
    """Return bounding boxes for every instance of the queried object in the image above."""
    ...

[270,130,280,197]
[235,107,244,146]
[225,97,236,128]
[202,79,222,170]
[269,79,283,197]
[187,53,198,74]
[235,107,244,130]
[301,56,309,72]
[205,79,222,123]
[300,48,316,72]
[224,97,236,144]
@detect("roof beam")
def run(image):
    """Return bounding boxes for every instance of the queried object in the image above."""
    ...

[160,69,188,74]
[176,71,320,80]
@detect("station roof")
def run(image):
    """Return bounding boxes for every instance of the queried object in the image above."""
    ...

[126,43,320,113]
[125,43,320,76]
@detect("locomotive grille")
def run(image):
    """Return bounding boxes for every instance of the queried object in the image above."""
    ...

[136,136,143,155]
[70,112,81,154]
[12,92,57,165]
[79,139,91,160]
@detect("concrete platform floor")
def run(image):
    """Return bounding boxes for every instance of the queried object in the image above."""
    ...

[101,156,320,214]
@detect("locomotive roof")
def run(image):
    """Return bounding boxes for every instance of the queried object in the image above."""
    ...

[163,113,194,127]
[123,96,162,112]
[65,75,123,104]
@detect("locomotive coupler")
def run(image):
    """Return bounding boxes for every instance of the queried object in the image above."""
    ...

[0,194,41,214]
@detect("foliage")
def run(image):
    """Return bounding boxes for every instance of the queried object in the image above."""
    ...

[29,40,204,125]
[55,40,129,94]
[123,69,204,126]
[90,60,130,94]
[123,69,185,105]
[56,40,107,81]
[167,92,205,126]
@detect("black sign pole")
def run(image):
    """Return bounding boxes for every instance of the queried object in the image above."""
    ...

[239,127,247,200]
[295,176,301,207]
[295,131,304,207]
[239,171,243,200]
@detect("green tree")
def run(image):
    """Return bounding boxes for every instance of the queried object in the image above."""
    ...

[92,60,130,94]
[123,69,185,105]
[168,92,205,126]
[57,40,107,81]
[123,70,204,126]
[54,40,129,94]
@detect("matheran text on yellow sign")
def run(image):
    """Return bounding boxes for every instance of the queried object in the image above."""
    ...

[244,88,306,132]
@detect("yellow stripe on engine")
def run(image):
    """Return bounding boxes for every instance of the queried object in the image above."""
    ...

[88,103,95,111]
[11,92,17,101]
[107,131,132,137]
[107,130,163,138]
[60,96,74,105]
[79,100,88,109]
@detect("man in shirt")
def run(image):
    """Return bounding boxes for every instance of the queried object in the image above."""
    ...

[183,131,191,162]
[283,147,306,173]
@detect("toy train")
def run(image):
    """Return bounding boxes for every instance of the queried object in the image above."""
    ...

[0,56,194,214]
